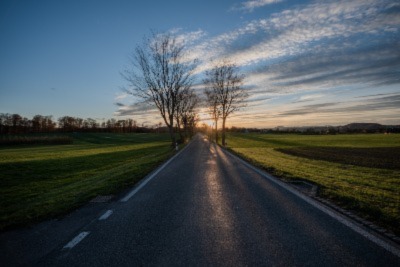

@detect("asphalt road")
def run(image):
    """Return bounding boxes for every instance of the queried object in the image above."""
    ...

[2,134,400,266]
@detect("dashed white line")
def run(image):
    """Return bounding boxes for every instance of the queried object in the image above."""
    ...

[63,232,90,249]
[98,210,113,220]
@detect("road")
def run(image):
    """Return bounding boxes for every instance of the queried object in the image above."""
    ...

[1,134,400,266]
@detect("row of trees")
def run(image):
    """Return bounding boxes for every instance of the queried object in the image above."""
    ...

[0,114,56,134]
[123,32,248,146]
[0,113,162,134]
[57,117,170,133]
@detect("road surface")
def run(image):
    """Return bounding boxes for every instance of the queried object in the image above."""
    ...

[1,134,400,266]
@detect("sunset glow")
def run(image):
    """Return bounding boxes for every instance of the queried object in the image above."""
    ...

[1,0,399,128]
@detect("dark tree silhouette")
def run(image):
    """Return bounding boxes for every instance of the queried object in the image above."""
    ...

[175,87,199,142]
[32,115,56,132]
[204,87,221,143]
[203,61,248,146]
[122,32,197,147]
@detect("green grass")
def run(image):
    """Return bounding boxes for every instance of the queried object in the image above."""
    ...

[226,133,400,235]
[0,134,73,145]
[0,133,173,230]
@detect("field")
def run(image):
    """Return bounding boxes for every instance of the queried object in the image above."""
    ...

[0,133,173,230]
[0,134,73,146]
[226,133,400,235]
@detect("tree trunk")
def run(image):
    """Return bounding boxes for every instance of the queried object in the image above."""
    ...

[176,118,183,143]
[222,117,226,146]
[183,122,188,140]
[169,116,176,148]
[215,120,218,144]
[183,116,188,140]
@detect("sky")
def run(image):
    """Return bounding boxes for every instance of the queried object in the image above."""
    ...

[0,0,399,128]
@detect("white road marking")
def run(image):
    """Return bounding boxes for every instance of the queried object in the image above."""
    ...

[63,232,90,249]
[120,139,193,202]
[98,210,113,220]
[224,148,400,258]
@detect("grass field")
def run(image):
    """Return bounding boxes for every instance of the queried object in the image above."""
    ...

[226,133,400,235]
[0,133,173,230]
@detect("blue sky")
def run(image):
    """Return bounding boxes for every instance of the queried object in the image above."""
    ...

[1,0,399,128]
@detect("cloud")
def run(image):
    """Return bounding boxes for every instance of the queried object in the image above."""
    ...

[123,0,400,127]
[221,0,399,99]
[223,90,400,127]
[278,94,400,117]
[346,94,400,112]
[278,102,339,116]
[355,92,397,99]
[114,92,129,101]
[114,102,158,117]
[265,40,400,89]
[190,0,399,85]
[233,0,284,12]
[171,28,206,46]
[292,94,325,103]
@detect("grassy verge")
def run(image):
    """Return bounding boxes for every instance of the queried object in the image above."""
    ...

[0,133,173,231]
[226,133,400,235]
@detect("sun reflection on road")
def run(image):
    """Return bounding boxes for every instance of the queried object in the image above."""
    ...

[203,143,243,264]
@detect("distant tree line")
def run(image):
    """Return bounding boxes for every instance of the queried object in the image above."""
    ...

[225,124,400,134]
[0,113,174,134]
[0,114,56,134]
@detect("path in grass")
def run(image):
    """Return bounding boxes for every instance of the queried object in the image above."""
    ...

[0,133,173,230]
[226,133,400,235]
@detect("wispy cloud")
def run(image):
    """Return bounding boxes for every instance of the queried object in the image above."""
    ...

[224,93,400,127]
[292,94,325,104]
[171,28,206,46]
[114,92,129,101]
[122,0,400,126]
[233,0,284,12]
[278,94,400,117]
[265,41,400,89]
[192,0,400,89]
[114,102,158,117]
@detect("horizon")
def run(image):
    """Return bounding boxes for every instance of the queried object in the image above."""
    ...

[1,0,399,128]
[1,112,398,131]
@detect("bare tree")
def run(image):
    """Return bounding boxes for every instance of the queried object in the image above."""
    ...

[32,115,56,132]
[203,61,248,146]
[122,32,196,147]
[175,87,199,142]
[204,88,221,143]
